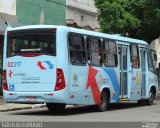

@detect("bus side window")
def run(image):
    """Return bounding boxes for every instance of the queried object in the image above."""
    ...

[69,34,86,65]
[87,37,102,66]
[103,39,117,67]
[130,44,140,68]
[41,42,48,53]
[11,39,16,56]
[31,41,38,48]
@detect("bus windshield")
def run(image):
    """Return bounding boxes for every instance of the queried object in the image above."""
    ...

[7,29,56,57]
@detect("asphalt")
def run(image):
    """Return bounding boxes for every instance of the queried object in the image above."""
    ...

[0,91,160,112]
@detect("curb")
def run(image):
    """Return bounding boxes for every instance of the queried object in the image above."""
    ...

[0,104,46,112]
[31,104,46,109]
[0,106,32,112]
[156,93,160,100]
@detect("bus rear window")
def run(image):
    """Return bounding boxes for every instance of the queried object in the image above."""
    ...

[7,31,56,57]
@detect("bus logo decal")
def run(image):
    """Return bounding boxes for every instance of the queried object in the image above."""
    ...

[9,84,15,91]
[37,61,54,70]
[44,61,54,69]
[72,74,79,86]
[73,74,78,82]
[8,70,13,78]
[37,61,46,70]
[86,66,101,105]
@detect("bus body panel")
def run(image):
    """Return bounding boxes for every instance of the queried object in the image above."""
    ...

[130,68,142,100]
[147,71,158,98]
[3,25,158,108]
[3,89,68,103]
[69,65,120,105]
[6,55,56,92]
[68,65,89,105]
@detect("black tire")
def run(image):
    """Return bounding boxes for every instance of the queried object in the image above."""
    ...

[137,100,146,105]
[146,89,154,105]
[137,100,142,105]
[46,103,66,112]
[96,91,108,112]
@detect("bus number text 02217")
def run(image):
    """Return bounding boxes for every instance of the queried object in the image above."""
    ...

[8,62,22,67]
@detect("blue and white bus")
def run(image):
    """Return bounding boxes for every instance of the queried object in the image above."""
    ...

[3,25,159,111]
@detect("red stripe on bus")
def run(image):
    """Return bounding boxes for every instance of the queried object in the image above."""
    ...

[19,54,42,57]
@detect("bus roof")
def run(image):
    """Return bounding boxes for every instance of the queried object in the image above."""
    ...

[7,25,148,46]
[67,27,148,46]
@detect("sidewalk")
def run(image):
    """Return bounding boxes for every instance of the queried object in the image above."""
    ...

[0,91,160,112]
[0,96,46,112]
[156,91,160,100]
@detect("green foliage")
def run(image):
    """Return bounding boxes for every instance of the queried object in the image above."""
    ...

[95,0,160,43]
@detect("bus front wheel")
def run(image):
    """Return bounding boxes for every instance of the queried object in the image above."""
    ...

[46,103,66,112]
[96,91,108,112]
[146,89,154,105]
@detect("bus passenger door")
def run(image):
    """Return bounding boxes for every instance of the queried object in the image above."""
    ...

[118,45,128,99]
[140,48,146,98]
[68,34,88,105]
[130,44,142,100]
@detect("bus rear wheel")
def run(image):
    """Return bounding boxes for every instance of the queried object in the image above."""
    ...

[46,103,66,112]
[96,91,108,112]
[137,100,146,105]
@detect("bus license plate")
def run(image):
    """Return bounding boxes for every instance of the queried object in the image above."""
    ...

[25,96,37,102]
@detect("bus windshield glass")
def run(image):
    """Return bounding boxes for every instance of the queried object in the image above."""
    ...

[7,29,56,57]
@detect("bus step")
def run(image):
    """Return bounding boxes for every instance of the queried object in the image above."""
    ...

[120,98,128,102]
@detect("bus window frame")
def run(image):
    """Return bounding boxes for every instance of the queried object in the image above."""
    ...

[130,44,140,69]
[68,32,118,67]
[68,33,87,66]
[102,39,118,67]
[6,32,56,57]
[86,36,103,67]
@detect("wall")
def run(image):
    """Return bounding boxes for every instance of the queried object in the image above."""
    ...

[66,0,99,30]
[0,0,17,24]
[16,0,66,25]
[150,38,160,68]
[67,0,97,13]
[0,0,16,15]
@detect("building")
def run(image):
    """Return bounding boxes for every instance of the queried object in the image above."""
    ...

[150,37,160,85]
[0,0,100,32]
[16,0,66,25]
[66,0,99,31]
[17,0,99,29]
[0,0,17,52]
[150,38,160,68]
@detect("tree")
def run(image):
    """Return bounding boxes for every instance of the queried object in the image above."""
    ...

[95,0,160,43]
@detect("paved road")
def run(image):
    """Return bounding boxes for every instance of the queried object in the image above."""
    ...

[0,100,160,122]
